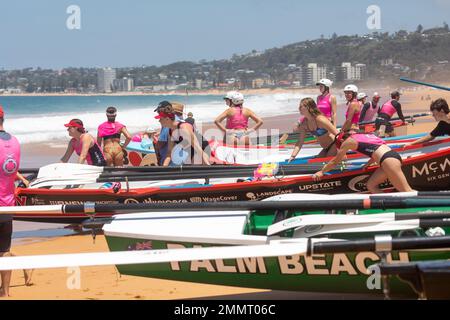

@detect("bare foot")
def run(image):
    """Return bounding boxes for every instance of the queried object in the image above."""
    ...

[24,269,34,286]
[0,288,9,298]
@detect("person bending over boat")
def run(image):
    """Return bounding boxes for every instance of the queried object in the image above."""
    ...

[313,131,413,194]
[407,98,450,146]
[155,105,211,166]
[316,79,338,126]
[214,91,263,146]
[375,91,406,137]
[342,84,361,132]
[97,107,132,167]
[61,119,107,166]
[359,92,381,123]
[288,98,338,162]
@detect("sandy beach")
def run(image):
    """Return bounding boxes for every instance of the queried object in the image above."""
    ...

[4,85,448,300]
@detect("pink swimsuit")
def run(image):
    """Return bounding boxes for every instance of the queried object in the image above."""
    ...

[345,99,361,125]
[71,134,106,166]
[226,107,249,130]
[0,134,20,207]
[317,94,332,118]
[351,133,385,157]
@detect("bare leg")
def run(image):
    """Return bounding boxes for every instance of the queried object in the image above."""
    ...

[381,159,414,192]
[366,168,388,194]
[0,252,12,297]
[5,252,33,286]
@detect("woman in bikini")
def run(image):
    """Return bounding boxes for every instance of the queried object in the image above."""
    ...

[97,107,132,167]
[288,98,338,162]
[61,119,106,166]
[313,131,413,194]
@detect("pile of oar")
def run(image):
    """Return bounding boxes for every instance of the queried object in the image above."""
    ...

[26,162,365,188]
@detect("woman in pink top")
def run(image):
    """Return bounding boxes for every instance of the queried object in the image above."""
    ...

[97,107,132,167]
[316,79,337,126]
[61,119,106,166]
[214,92,263,146]
[342,84,361,132]
[313,130,413,194]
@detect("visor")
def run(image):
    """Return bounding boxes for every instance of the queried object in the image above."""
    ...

[155,112,175,120]
[64,120,84,129]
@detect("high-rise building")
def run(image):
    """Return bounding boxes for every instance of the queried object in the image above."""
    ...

[304,63,328,86]
[97,68,116,93]
[340,63,367,81]
[113,77,134,92]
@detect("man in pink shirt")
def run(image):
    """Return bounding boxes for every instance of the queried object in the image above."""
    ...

[0,105,31,297]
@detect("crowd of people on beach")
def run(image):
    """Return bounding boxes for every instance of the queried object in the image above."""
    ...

[1,80,450,297]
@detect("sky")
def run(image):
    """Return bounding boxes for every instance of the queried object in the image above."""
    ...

[0,0,449,69]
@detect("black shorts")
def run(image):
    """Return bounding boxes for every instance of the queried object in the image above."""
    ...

[375,114,394,133]
[380,150,402,165]
[0,220,12,253]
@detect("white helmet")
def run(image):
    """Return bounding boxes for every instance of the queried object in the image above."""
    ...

[373,92,380,98]
[231,92,244,105]
[224,91,237,100]
[146,123,160,133]
[344,84,358,93]
[357,92,368,100]
[316,79,333,88]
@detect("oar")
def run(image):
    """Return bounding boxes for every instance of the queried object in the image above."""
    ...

[268,211,450,236]
[0,240,309,271]
[1,235,450,271]
[359,112,430,126]
[400,78,450,92]
[3,197,450,216]
[310,235,450,255]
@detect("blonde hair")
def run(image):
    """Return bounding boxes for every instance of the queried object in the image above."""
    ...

[171,102,185,115]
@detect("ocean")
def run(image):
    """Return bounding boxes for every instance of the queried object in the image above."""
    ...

[0,93,315,145]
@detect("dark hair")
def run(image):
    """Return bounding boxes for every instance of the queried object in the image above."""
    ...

[300,97,323,117]
[0,117,3,125]
[391,91,401,99]
[71,118,86,133]
[430,98,450,114]
[106,106,117,114]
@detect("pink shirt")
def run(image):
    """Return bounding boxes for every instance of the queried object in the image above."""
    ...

[345,99,361,125]
[380,100,397,118]
[97,121,125,138]
[226,106,249,130]
[317,94,332,118]
[0,133,20,207]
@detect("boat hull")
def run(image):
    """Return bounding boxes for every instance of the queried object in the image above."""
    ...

[104,235,450,297]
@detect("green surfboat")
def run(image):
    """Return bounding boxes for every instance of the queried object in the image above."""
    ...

[103,204,450,298]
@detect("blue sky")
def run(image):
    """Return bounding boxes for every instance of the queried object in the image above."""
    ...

[0,0,449,69]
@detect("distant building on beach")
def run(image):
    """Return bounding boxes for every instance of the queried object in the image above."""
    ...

[340,62,367,81]
[304,63,328,86]
[113,77,134,92]
[97,68,116,93]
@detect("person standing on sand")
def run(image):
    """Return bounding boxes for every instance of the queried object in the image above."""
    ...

[316,79,338,126]
[185,112,195,126]
[214,91,263,146]
[342,85,361,132]
[0,105,32,298]
[61,119,107,166]
[406,98,450,146]
[97,107,132,167]
[375,91,406,137]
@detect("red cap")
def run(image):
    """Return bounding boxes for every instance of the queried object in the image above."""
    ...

[0,105,4,117]
[155,112,175,120]
[64,120,84,129]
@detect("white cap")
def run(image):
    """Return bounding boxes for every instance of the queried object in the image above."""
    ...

[231,92,244,105]
[344,84,358,93]
[224,91,237,100]
[373,92,380,97]
[316,79,333,88]
[357,92,368,100]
